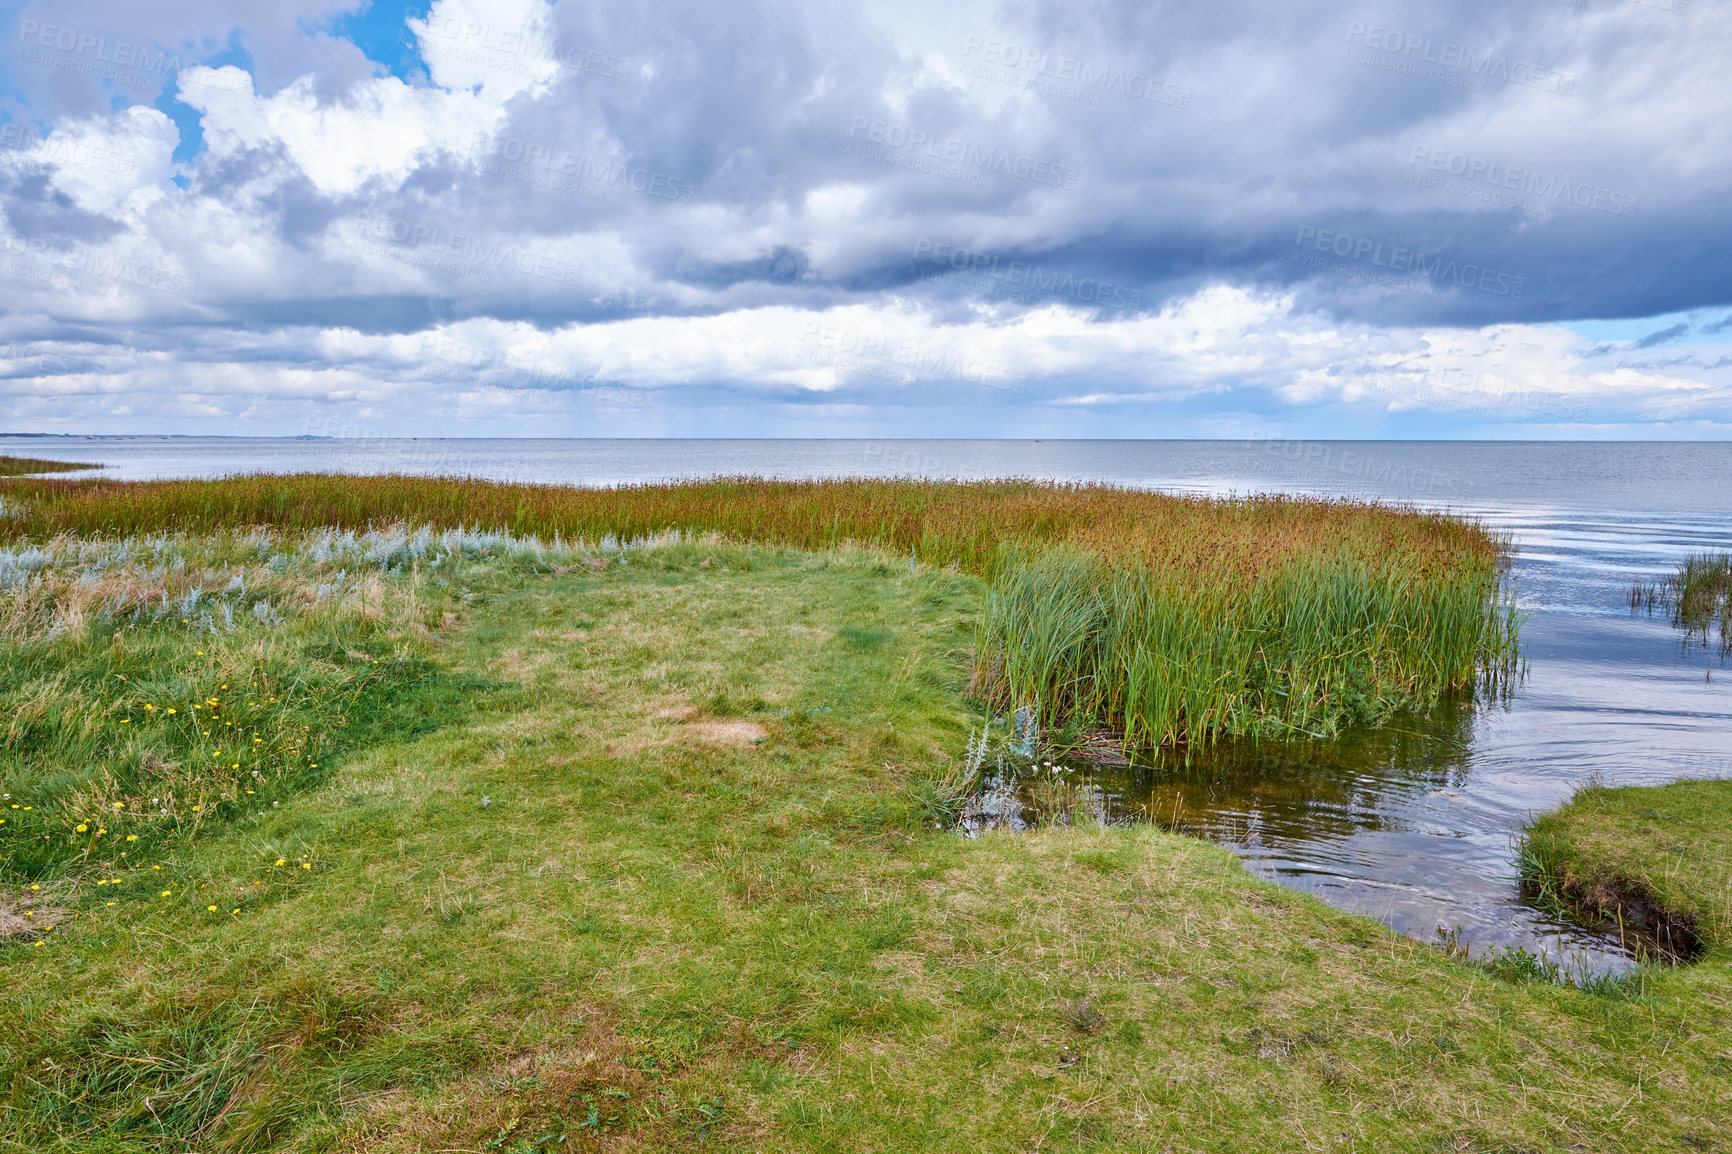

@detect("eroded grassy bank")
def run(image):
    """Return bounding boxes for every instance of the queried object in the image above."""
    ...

[1,533,1725,1153]
[0,476,1518,746]
[1523,778,1732,963]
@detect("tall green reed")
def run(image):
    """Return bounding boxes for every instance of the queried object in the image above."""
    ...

[975,545,1519,747]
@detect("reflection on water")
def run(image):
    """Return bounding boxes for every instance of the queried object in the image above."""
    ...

[973,696,1674,973]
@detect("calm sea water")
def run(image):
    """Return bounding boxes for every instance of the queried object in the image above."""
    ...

[9,436,1731,971]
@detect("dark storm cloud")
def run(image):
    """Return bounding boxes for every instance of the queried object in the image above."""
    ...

[374,0,1725,327]
[0,0,1728,437]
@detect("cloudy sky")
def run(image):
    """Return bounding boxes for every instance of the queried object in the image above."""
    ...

[1,0,1729,439]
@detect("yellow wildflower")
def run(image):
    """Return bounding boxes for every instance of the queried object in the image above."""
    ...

[126,834,138,841]
[206,905,217,912]
[75,824,88,832]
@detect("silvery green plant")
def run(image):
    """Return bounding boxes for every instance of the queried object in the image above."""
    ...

[1010,698,1040,759]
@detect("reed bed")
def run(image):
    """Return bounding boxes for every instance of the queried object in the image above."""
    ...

[0,474,1518,745]
[1632,552,1732,660]
[0,454,96,477]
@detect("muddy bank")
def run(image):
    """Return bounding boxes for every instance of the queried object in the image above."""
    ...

[1520,867,1704,964]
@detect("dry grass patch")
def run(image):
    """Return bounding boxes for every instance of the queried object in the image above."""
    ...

[684,720,769,747]
[1,881,70,940]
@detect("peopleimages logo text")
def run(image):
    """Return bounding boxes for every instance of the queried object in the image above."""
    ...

[845,117,1079,189]
[1406,146,1637,218]
[910,240,1141,310]
[1344,22,1575,94]
[1293,226,1525,299]
[415,16,631,80]
[14,19,180,74]
[473,133,695,202]
[961,37,1191,108]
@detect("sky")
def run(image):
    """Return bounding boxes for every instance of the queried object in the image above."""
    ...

[0,0,1729,440]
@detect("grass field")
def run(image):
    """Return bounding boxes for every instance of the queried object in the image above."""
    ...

[0,475,1519,748]
[2,523,1730,1152]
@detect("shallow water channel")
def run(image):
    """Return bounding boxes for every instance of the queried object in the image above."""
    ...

[976,503,1732,976]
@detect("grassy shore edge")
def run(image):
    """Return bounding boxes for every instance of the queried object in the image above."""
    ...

[1521,778,1732,962]
[0,455,98,477]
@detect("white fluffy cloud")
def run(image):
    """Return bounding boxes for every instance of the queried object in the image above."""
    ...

[177,65,502,196]
[4,287,1727,437]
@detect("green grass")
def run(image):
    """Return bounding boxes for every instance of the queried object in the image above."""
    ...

[0,455,95,477]
[0,476,1518,748]
[3,529,1729,1152]
[1522,778,1732,962]
[0,527,511,878]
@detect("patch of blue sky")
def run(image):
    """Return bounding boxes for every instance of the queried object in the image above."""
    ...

[157,34,250,166]
[324,0,432,84]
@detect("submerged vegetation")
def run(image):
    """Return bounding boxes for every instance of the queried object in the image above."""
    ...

[1633,551,1732,660]
[0,474,1519,747]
